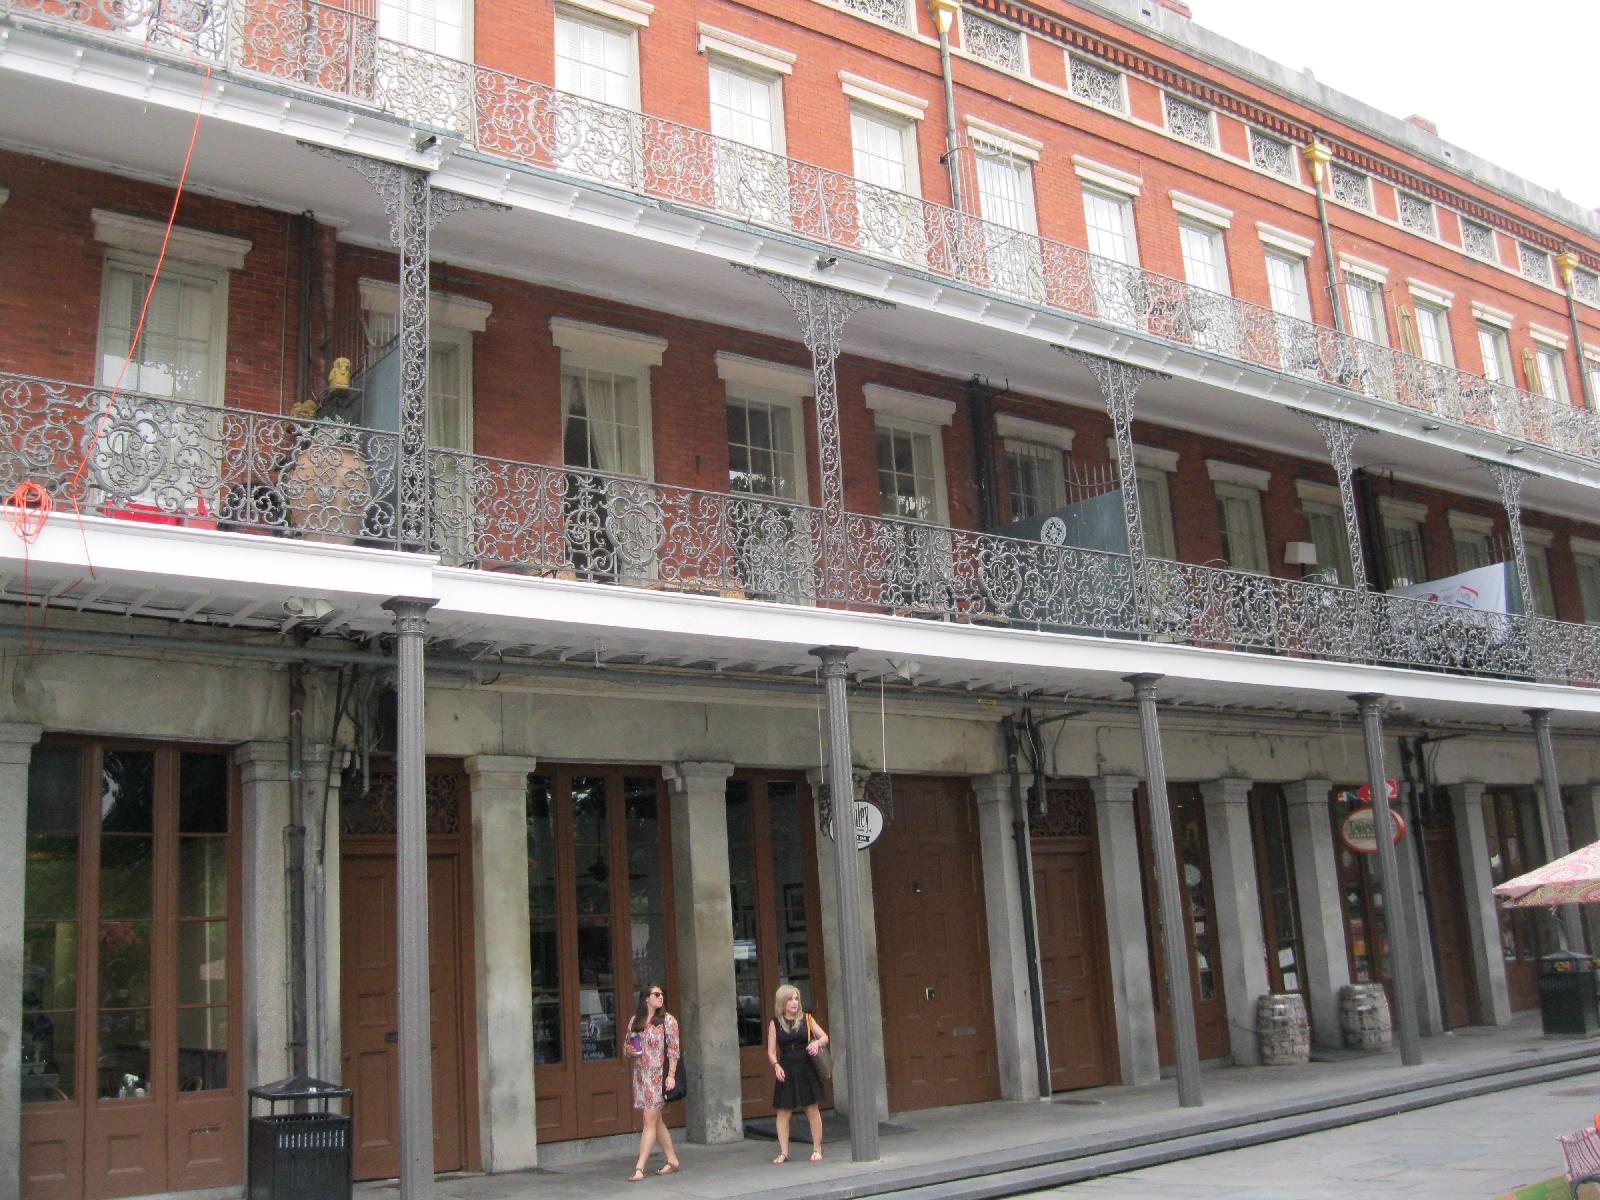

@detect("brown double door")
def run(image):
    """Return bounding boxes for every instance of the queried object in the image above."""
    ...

[1140,784,1231,1064]
[1421,817,1480,1029]
[339,761,477,1181]
[1483,787,1549,1012]
[872,777,999,1113]
[1030,783,1118,1091]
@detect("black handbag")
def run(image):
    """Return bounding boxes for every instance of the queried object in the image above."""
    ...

[661,1051,687,1103]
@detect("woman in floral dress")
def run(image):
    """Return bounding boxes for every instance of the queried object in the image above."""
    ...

[623,982,681,1180]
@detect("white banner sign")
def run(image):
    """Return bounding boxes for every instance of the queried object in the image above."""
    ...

[1387,562,1510,614]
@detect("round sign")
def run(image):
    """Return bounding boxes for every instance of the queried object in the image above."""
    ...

[1040,516,1068,546]
[1356,779,1399,803]
[1341,806,1406,854]
[825,801,885,848]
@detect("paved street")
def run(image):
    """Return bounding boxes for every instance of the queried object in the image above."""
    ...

[1043,1070,1600,1200]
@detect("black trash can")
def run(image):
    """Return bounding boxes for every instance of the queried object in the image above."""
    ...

[247,1074,354,1200]
[1537,952,1600,1035]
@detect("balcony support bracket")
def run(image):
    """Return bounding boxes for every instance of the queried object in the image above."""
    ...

[1305,414,1370,590]
[1477,457,1535,618]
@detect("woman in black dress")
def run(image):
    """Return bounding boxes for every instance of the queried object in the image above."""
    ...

[766,984,828,1164]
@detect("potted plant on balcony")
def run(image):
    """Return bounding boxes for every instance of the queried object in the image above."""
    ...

[285,413,373,544]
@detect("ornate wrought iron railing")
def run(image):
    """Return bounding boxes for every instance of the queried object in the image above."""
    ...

[4,374,1598,686]
[6,0,1598,462]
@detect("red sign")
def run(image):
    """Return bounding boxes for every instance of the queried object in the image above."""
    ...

[1357,779,1399,803]
[1341,806,1406,853]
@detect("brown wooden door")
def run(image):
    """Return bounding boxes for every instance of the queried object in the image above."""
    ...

[1423,825,1480,1028]
[872,777,999,1113]
[1483,788,1548,1013]
[1140,785,1230,1065]
[1030,783,1117,1090]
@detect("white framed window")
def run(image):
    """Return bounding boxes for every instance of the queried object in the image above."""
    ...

[554,9,638,109]
[716,353,810,502]
[1296,480,1352,586]
[551,318,665,479]
[708,58,782,153]
[1525,535,1557,618]
[1264,251,1311,320]
[1571,538,1600,624]
[1138,466,1177,560]
[1214,483,1269,574]
[1179,222,1229,294]
[1448,511,1494,574]
[1083,188,1137,266]
[1379,497,1429,589]
[865,385,951,525]
[380,0,466,59]
[1477,323,1513,385]
[359,278,490,450]
[1533,345,1569,402]
[1587,354,1600,407]
[1344,276,1387,345]
[973,145,1036,235]
[98,253,228,405]
[1005,441,1066,520]
[1414,302,1452,365]
[850,104,917,195]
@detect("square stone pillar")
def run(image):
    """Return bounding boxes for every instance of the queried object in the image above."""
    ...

[809,767,889,1121]
[237,741,293,1090]
[1282,780,1349,1049]
[1090,775,1158,1086]
[1448,783,1512,1026]
[666,761,743,1144]
[1396,784,1443,1036]
[1199,778,1268,1066]
[0,722,43,1200]
[972,773,1041,1101]
[465,756,541,1172]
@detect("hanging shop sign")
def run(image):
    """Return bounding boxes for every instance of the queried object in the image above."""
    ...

[1356,779,1399,803]
[817,777,889,848]
[1341,805,1406,854]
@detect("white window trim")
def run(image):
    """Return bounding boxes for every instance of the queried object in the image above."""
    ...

[1294,479,1342,507]
[1407,279,1454,308]
[714,352,812,396]
[1169,190,1231,228]
[1529,324,1569,352]
[721,372,810,503]
[1139,465,1177,559]
[1212,481,1271,573]
[360,278,493,331]
[97,249,231,407]
[556,355,658,481]
[706,52,787,154]
[1073,155,1141,197]
[839,71,927,121]
[555,6,643,111]
[965,117,1042,162]
[1256,221,1314,258]
[1572,536,1600,559]
[695,22,793,73]
[1206,458,1271,490]
[1378,496,1429,524]
[1177,220,1231,294]
[995,412,1074,451]
[1522,526,1554,548]
[849,102,922,198]
[1105,437,1178,473]
[560,0,650,27]
[873,412,950,526]
[1471,301,1514,330]
[93,208,252,271]
[1339,254,1388,283]
[549,316,667,366]
[428,324,476,452]
[1446,510,1495,536]
[863,383,955,426]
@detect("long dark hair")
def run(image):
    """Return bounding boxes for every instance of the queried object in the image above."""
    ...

[630,982,668,1033]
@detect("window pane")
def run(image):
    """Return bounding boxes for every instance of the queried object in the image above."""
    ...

[98,1008,152,1099]
[1478,327,1506,383]
[571,776,610,915]
[176,1007,228,1091]
[576,917,615,1060]
[555,15,632,107]
[1576,557,1600,624]
[28,747,80,833]
[851,110,908,192]
[26,834,79,921]
[727,398,797,498]
[100,268,215,402]
[179,753,228,833]
[563,369,644,476]
[23,920,78,1013]
[177,920,228,1006]
[1455,535,1491,574]
[1083,191,1132,264]
[709,62,775,152]
[1384,520,1427,588]
[768,782,814,1014]
[22,1008,75,1103]
[101,751,154,834]
[975,152,1031,234]
[877,424,935,521]
[98,920,152,1010]
[1265,254,1308,319]
[1415,306,1447,365]
[1179,224,1223,293]
[1007,442,1065,519]
[1527,547,1557,618]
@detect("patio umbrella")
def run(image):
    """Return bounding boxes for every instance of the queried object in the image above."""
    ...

[1493,839,1600,907]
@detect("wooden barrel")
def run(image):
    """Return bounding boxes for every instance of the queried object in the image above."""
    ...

[1339,983,1392,1051]
[1255,993,1311,1065]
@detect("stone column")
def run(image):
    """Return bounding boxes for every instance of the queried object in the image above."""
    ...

[1199,778,1268,1066]
[465,756,540,1172]
[665,761,742,1145]
[237,741,293,1089]
[972,773,1041,1101]
[1448,783,1512,1026]
[0,722,42,1200]
[1282,780,1349,1049]
[1089,775,1159,1086]
[808,766,889,1122]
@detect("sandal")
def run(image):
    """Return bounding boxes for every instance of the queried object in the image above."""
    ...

[628,1168,645,1182]
[773,1153,789,1165]
[657,1162,681,1175]
[810,1150,823,1162]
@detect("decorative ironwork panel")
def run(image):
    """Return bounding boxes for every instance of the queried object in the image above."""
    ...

[342,767,463,835]
[1398,193,1435,237]
[230,0,376,99]
[1330,164,1372,211]
[373,39,474,134]
[1249,130,1295,179]
[1519,243,1552,285]
[1461,220,1498,262]
[1575,270,1600,307]
[1031,785,1092,838]
[1481,456,1536,619]
[12,0,228,63]
[1164,94,1214,148]
[838,0,908,26]
[1068,55,1125,112]
[963,12,1023,73]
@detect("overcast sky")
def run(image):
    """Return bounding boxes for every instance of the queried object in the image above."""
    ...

[1182,1,1599,212]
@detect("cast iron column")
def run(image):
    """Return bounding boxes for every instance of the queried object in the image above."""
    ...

[1479,458,1535,618]
[1528,708,1582,950]
[742,269,891,602]
[1352,693,1423,1066]
[1126,674,1201,1107]
[385,596,439,1200]
[1305,415,1370,589]
[812,645,879,1161]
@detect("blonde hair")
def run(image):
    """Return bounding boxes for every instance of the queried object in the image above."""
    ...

[774,984,803,1019]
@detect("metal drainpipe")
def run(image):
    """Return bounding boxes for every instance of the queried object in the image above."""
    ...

[285,661,310,1079]
[1003,717,1052,1099]
[1303,140,1348,335]
[1556,252,1595,411]
[929,0,964,214]
[967,375,999,530]
[295,212,316,412]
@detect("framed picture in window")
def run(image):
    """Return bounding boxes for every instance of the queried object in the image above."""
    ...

[783,882,806,933]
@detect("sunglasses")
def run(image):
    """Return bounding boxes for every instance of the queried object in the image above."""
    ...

[649,990,664,998]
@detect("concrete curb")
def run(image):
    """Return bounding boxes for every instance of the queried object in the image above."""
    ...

[742,1041,1600,1200]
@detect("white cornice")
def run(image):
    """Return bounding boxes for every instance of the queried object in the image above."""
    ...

[360,277,492,332]
[1407,278,1455,308]
[966,117,1043,162]
[863,383,955,426]
[1471,301,1514,329]
[558,0,652,27]
[1572,536,1600,559]
[1338,253,1389,282]
[1256,221,1314,258]
[1524,526,1554,547]
[1206,458,1272,490]
[549,316,667,366]
[1378,495,1430,523]
[1446,509,1495,535]
[1073,155,1141,196]
[696,23,795,75]
[1168,189,1232,228]
[1529,323,1569,351]
[92,207,252,270]
[995,412,1074,450]
[1294,479,1341,506]
[1107,438,1179,472]
[839,72,928,120]
[715,352,813,396]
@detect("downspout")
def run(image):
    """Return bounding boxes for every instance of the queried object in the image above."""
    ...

[1556,251,1595,410]
[1303,140,1348,335]
[286,661,310,1079]
[1004,716,1052,1099]
[295,212,317,412]
[967,375,999,530]
[929,0,964,214]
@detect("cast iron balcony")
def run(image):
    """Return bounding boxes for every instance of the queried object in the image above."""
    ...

[3,372,1598,686]
[6,0,1598,464]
